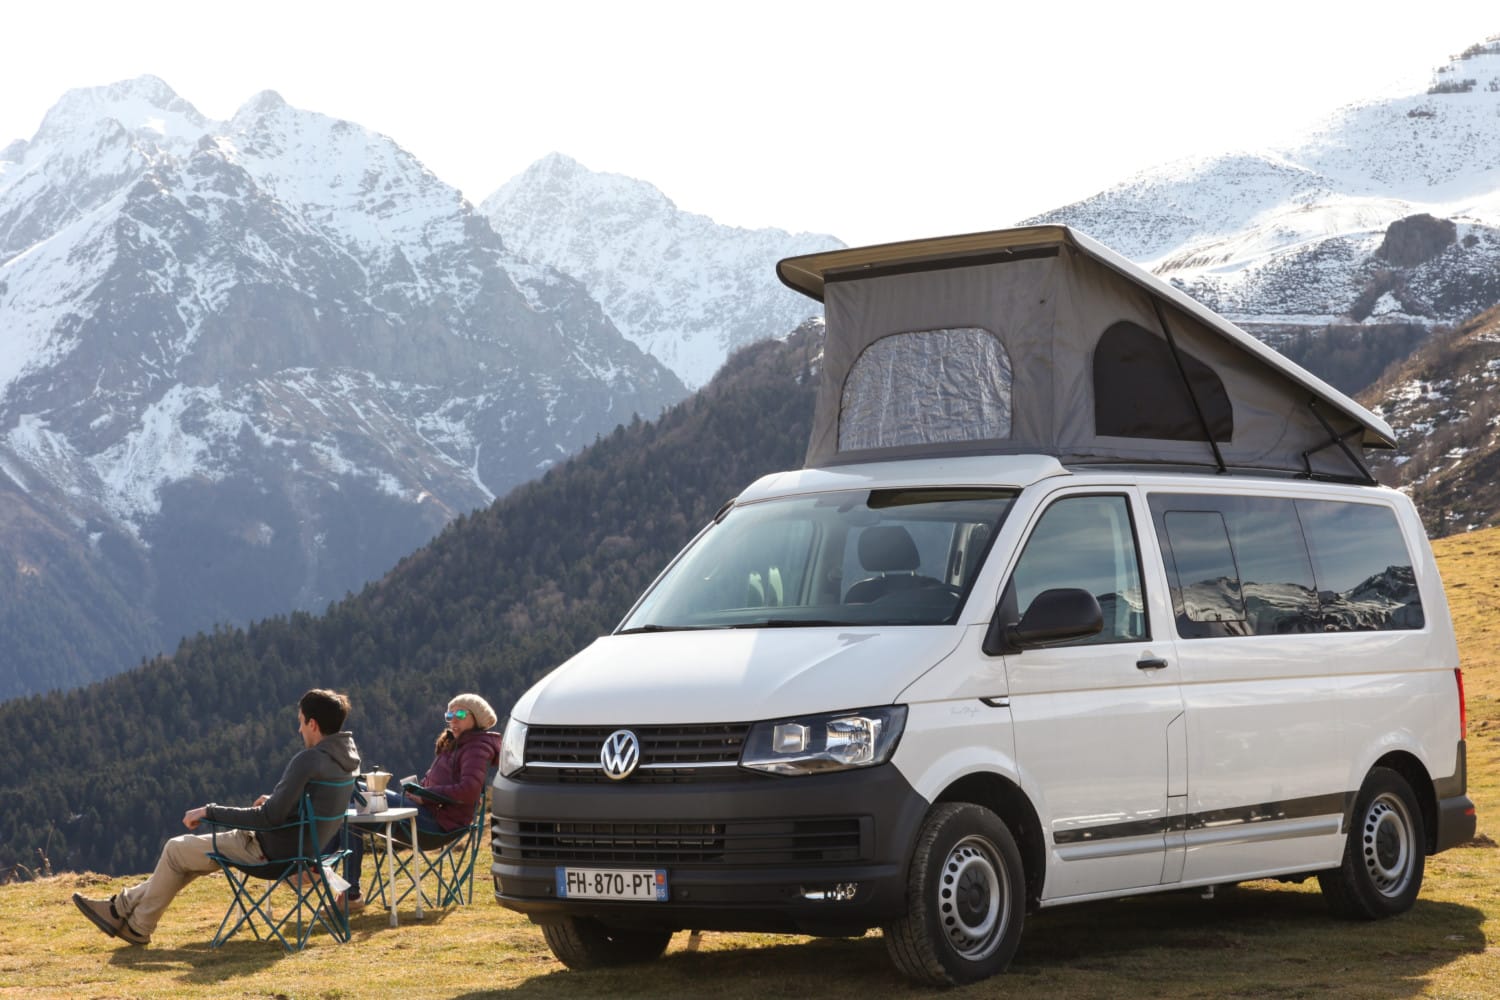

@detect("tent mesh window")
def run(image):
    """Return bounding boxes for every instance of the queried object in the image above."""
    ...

[838,328,1012,452]
[1093,321,1233,442]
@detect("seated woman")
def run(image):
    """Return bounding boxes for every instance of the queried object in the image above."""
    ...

[342,693,502,912]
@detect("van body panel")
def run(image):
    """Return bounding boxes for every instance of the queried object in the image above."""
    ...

[893,624,1008,705]
[511,627,962,726]
[886,694,1017,803]
[1171,636,1348,883]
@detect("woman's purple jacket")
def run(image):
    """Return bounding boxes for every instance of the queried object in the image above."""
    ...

[420,728,503,831]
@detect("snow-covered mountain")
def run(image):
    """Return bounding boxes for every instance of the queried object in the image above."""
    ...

[1032,38,1500,344]
[481,153,841,389]
[0,78,685,699]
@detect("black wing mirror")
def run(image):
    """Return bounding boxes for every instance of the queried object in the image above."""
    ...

[984,588,1103,655]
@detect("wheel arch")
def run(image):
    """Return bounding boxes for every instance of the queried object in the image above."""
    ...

[1369,750,1438,855]
[933,772,1046,910]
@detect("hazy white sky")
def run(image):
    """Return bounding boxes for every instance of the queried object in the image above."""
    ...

[3,1,1496,246]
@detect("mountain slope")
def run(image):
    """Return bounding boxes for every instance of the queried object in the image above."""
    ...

[0,79,686,699]
[481,153,840,388]
[1031,37,1500,380]
[1364,303,1500,535]
[0,321,821,875]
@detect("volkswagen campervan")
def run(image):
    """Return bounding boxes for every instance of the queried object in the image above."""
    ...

[490,227,1476,986]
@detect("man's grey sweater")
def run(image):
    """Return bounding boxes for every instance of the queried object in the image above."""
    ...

[205,731,361,860]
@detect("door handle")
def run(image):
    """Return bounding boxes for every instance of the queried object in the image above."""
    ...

[1136,656,1168,671]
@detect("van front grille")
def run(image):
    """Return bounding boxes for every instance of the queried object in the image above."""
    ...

[493,816,865,866]
[519,723,752,783]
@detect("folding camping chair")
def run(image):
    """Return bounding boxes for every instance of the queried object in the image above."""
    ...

[205,776,357,951]
[366,774,491,911]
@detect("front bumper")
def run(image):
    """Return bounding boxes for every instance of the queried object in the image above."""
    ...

[491,763,928,936]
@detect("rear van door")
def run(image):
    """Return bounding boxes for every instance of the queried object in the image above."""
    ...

[1000,487,1186,899]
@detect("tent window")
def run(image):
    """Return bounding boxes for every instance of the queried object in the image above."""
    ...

[839,328,1012,452]
[1094,321,1233,442]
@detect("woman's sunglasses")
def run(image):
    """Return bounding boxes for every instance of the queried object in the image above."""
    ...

[444,709,469,721]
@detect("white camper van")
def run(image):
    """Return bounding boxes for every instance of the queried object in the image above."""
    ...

[490,227,1476,986]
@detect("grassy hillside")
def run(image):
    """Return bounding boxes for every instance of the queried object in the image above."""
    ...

[2,525,1496,999]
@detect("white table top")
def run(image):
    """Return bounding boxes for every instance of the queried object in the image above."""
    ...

[347,806,418,824]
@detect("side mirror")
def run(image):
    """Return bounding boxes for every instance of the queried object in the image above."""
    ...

[984,588,1103,655]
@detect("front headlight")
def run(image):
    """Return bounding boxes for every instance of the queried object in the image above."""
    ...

[741,706,907,776]
[499,717,528,777]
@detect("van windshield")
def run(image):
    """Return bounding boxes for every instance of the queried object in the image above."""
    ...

[620,488,1016,631]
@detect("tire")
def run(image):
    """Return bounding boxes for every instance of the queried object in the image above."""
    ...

[540,917,673,969]
[1318,767,1426,920]
[883,802,1026,986]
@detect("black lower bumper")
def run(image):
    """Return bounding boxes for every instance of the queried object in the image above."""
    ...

[1434,793,1477,853]
[1433,740,1478,854]
[490,764,928,936]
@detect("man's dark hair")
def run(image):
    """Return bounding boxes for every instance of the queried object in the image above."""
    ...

[299,689,351,734]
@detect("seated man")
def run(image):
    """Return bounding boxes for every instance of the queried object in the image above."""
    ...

[72,688,361,946]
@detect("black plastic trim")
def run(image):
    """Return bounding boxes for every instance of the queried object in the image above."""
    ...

[1055,791,1351,845]
[1433,741,1476,854]
[490,762,928,934]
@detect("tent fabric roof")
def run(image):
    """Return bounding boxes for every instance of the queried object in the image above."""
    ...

[777,225,1395,480]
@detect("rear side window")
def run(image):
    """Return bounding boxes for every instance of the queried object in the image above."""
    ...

[1297,500,1425,631]
[1150,494,1422,638]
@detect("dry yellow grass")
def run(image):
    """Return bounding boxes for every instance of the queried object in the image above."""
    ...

[4,527,1498,998]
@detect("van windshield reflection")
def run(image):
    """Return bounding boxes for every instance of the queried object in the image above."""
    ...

[619,489,1015,632]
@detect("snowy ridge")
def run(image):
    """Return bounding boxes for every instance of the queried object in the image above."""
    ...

[1032,39,1500,330]
[482,153,842,388]
[0,77,687,694]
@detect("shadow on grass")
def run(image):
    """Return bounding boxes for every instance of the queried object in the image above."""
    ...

[102,904,460,984]
[459,883,1486,998]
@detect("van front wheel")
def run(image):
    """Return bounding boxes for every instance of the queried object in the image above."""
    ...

[540,917,672,969]
[883,802,1025,986]
[1318,767,1426,919]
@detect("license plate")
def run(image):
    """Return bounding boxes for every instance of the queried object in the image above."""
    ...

[555,867,668,901]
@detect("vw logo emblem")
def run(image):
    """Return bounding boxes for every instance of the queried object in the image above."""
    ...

[600,729,641,780]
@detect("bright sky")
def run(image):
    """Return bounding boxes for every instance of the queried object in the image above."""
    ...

[3,2,1496,246]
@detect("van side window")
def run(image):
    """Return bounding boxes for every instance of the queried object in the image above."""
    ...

[1162,511,1246,628]
[1296,500,1425,631]
[1004,495,1146,644]
[1150,494,1419,637]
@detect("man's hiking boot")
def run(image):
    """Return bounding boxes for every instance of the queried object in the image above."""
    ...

[72,893,122,939]
[72,893,150,946]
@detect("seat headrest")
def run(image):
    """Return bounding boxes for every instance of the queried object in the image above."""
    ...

[858,525,920,573]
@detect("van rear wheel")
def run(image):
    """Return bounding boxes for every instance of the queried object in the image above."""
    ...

[1318,767,1426,920]
[540,917,673,969]
[883,802,1025,986]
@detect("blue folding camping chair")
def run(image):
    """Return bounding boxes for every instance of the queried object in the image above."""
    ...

[205,776,357,951]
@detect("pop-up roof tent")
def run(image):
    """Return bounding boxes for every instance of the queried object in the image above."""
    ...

[777,225,1395,482]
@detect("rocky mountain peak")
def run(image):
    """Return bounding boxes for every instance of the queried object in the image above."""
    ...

[482,154,840,389]
[35,75,206,147]
[237,89,289,117]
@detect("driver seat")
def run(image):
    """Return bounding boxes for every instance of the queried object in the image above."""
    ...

[845,526,925,604]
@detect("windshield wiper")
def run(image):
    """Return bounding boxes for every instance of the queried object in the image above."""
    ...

[615,624,710,635]
[728,619,855,629]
